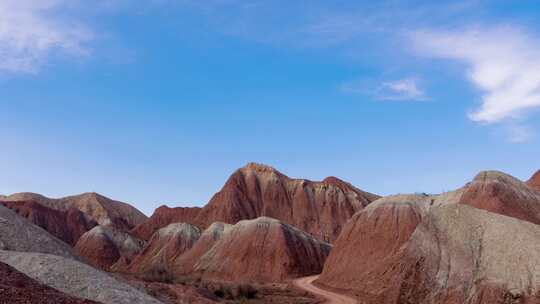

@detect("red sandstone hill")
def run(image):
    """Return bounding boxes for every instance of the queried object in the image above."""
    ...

[173,222,232,277]
[193,216,332,283]
[0,200,97,246]
[125,223,201,274]
[318,195,540,303]
[457,171,540,224]
[74,225,145,270]
[0,192,147,231]
[194,163,379,242]
[0,261,99,304]
[528,170,540,192]
[130,205,201,240]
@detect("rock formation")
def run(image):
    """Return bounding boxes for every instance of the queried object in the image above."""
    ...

[528,170,540,192]
[316,194,433,301]
[74,225,144,270]
[0,200,97,246]
[130,205,201,240]
[0,204,77,259]
[125,223,201,274]
[1,192,147,231]
[457,171,540,225]
[0,250,163,304]
[194,163,379,242]
[193,216,332,283]
[173,222,232,276]
[318,201,540,303]
[0,261,99,304]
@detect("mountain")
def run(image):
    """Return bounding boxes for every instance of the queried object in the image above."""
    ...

[457,171,540,224]
[194,163,379,242]
[193,216,331,283]
[316,194,433,301]
[0,204,77,259]
[527,169,540,192]
[173,222,232,277]
[318,196,540,303]
[130,205,201,240]
[0,250,163,304]
[0,192,147,231]
[0,261,99,304]
[0,200,97,246]
[74,225,145,270]
[125,223,201,274]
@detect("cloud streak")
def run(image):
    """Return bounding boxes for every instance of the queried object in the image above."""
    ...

[411,26,540,124]
[0,0,92,74]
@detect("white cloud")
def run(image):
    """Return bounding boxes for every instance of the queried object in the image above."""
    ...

[411,26,540,124]
[340,77,428,101]
[0,0,92,73]
[377,78,428,101]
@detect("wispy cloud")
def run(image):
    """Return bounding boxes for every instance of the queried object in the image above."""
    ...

[0,0,93,74]
[411,26,540,124]
[377,78,428,101]
[341,77,428,102]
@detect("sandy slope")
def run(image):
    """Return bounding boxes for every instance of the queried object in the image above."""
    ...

[293,275,356,304]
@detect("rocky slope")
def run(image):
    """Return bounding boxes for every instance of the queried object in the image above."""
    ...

[0,200,97,246]
[0,261,99,304]
[316,194,433,301]
[318,200,540,303]
[193,216,332,283]
[0,204,77,259]
[528,170,540,192]
[173,222,232,276]
[194,163,379,242]
[125,223,201,274]
[75,225,144,270]
[457,171,540,225]
[130,205,201,240]
[0,250,163,304]
[0,192,147,231]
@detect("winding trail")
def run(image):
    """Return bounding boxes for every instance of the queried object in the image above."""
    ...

[293,275,357,304]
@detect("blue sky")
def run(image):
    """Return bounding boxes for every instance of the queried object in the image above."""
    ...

[1,0,540,215]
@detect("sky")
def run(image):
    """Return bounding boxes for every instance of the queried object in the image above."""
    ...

[1,0,540,215]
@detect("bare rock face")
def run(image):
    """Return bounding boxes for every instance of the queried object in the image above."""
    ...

[125,223,201,274]
[130,205,201,240]
[0,250,163,304]
[194,216,332,283]
[1,192,147,231]
[0,200,97,246]
[0,261,99,304]
[458,171,540,225]
[0,204,77,259]
[528,170,540,192]
[173,222,233,276]
[195,163,379,242]
[318,201,540,304]
[74,225,144,270]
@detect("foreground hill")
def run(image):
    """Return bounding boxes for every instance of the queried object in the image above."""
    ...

[0,261,99,304]
[0,200,97,245]
[0,204,77,259]
[193,216,332,283]
[0,192,147,231]
[0,250,163,304]
[194,163,379,242]
[318,189,540,303]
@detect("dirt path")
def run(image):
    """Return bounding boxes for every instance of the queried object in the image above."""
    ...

[293,275,357,304]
